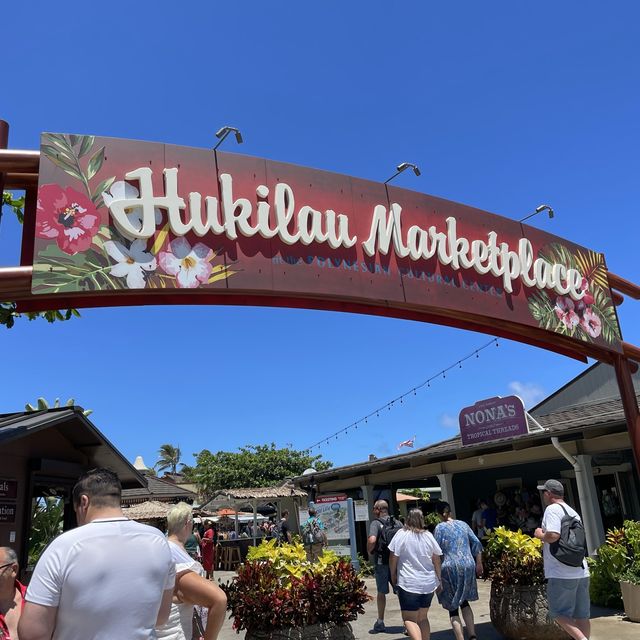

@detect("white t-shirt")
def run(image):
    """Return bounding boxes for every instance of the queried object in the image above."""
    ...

[541,502,590,579]
[387,528,442,594]
[26,517,176,640]
[156,541,203,640]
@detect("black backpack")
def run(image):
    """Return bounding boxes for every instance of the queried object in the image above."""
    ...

[375,516,403,562]
[549,504,587,567]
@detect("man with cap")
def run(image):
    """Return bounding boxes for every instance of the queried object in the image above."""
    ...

[534,480,590,640]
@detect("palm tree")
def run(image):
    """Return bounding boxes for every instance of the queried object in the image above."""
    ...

[155,444,182,475]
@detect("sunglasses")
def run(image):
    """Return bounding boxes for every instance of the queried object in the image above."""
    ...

[0,562,16,571]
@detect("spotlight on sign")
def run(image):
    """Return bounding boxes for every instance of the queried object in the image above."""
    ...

[384,162,421,184]
[213,126,243,151]
[519,204,555,223]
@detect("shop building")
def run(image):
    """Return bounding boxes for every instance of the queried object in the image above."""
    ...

[0,406,146,575]
[294,362,640,556]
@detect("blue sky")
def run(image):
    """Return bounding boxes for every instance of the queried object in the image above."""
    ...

[1,2,639,471]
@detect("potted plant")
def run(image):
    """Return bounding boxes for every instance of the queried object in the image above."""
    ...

[222,538,370,640]
[484,527,568,640]
[589,520,640,621]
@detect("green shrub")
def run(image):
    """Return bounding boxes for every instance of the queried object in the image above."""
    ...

[589,520,640,606]
[356,553,373,577]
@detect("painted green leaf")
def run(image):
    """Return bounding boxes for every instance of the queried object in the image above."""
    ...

[538,243,577,271]
[43,133,73,155]
[91,175,116,207]
[78,135,95,158]
[591,288,622,344]
[69,135,80,146]
[87,147,105,179]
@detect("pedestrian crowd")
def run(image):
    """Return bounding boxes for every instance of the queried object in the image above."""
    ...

[3,468,227,640]
[1,475,590,640]
[368,483,591,640]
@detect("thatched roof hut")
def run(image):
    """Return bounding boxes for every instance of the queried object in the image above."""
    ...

[122,500,174,521]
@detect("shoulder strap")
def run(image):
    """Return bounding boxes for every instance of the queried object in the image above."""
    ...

[558,504,570,517]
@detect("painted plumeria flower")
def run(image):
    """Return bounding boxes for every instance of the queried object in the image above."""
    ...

[102,181,163,236]
[580,307,602,338]
[104,239,157,289]
[554,296,579,330]
[158,237,213,288]
[36,185,100,254]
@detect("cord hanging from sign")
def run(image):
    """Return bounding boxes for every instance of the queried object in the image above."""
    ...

[305,337,500,451]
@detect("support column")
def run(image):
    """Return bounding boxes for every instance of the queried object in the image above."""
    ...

[574,454,605,554]
[613,354,640,481]
[361,485,375,524]
[437,473,456,517]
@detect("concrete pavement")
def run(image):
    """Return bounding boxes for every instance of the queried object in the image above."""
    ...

[215,571,638,640]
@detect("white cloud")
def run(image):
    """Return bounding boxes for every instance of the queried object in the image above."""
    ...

[508,381,546,408]
[439,413,458,429]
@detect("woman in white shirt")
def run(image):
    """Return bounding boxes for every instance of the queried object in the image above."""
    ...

[388,509,442,640]
[156,503,228,640]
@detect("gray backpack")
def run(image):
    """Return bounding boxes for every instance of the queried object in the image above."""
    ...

[549,504,587,567]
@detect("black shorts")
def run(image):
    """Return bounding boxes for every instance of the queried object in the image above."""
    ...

[397,586,434,611]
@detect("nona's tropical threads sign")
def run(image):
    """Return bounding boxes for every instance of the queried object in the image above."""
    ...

[459,395,529,446]
[28,133,622,355]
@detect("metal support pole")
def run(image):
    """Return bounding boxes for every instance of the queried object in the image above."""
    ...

[0,121,9,225]
[613,354,640,479]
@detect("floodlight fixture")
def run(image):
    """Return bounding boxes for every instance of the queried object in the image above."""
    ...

[384,162,421,184]
[519,204,555,223]
[213,126,243,150]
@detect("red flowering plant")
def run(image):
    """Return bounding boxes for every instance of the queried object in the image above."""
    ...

[527,243,621,345]
[222,540,370,634]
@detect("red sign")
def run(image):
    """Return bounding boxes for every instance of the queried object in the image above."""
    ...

[459,395,529,445]
[25,133,622,359]
[0,479,17,499]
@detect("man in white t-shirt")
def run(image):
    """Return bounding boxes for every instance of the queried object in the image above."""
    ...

[534,479,590,640]
[19,468,176,640]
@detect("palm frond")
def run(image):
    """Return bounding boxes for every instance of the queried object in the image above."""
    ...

[574,250,609,290]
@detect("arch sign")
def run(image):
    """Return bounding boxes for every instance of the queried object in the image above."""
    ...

[22,132,623,364]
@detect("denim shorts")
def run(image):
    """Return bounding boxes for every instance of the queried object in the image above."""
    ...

[547,577,590,620]
[397,586,434,611]
[375,564,391,594]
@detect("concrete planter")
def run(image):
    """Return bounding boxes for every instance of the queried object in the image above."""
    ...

[620,581,640,622]
[246,622,354,640]
[490,583,569,640]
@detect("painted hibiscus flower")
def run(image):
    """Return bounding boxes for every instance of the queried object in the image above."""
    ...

[104,239,157,289]
[36,185,100,254]
[554,296,579,330]
[580,307,602,338]
[102,181,163,237]
[158,237,213,288]
[579,277,595,306]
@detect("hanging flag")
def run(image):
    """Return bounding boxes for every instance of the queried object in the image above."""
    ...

[397,436,416,450]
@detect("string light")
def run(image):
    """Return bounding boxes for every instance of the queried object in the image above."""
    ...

[305,337,500,451]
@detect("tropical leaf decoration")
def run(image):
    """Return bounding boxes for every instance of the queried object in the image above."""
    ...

[537,242,577,272]
[574,249,609,291]
[35,134,237,295]
[591,286,622,343]
[41,133,115,208]
[32,243,124,294]
[527,242,621,346]
[527,291,558,332]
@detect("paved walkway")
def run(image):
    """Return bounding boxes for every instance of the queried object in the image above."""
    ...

[215,572,637,640]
